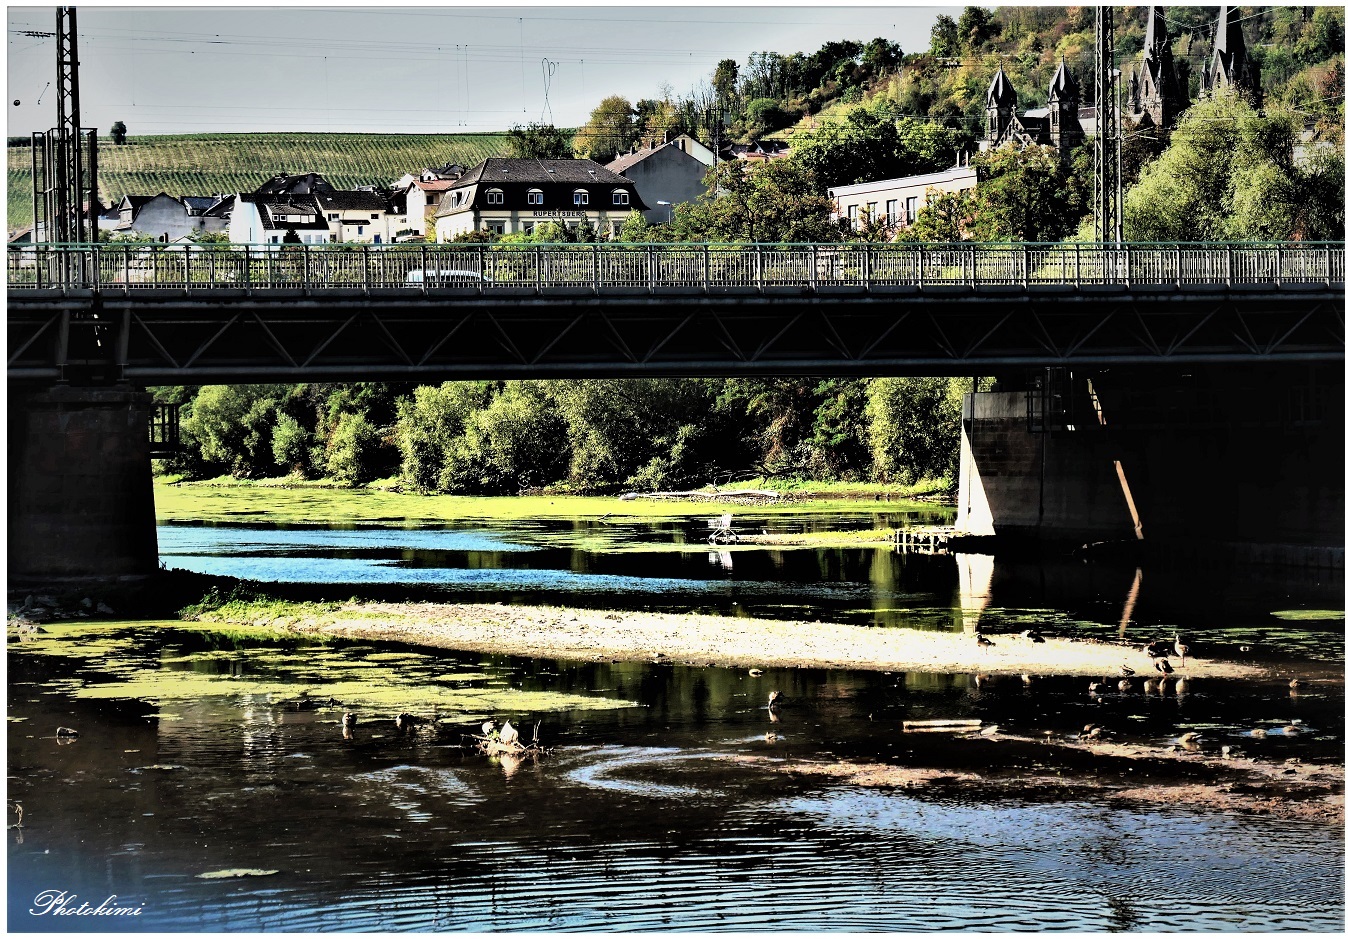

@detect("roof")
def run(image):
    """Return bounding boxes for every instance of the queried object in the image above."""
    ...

[256,201,329,231]
[1048,58,1079,102]
[605,141,700,174]
[316,191,391,211]
[828,162,979,199]
[252,173,335,196]
[181,196,218,214]
[452,158,630,189]
[987,67,1017,107]
[412,179,454,192]
[200,195,235,217]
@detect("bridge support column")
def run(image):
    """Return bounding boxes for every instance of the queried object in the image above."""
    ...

[8,386,158,583]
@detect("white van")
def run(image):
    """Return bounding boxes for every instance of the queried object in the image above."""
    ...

[404,268,489,285]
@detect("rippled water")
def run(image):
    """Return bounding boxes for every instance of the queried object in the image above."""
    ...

[8,512,1345,931]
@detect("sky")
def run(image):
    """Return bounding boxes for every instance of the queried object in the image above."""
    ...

[6,2,946,136]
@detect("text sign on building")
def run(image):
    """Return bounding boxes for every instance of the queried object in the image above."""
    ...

[531,210,587,219]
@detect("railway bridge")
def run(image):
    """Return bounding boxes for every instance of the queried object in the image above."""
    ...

[8,241,1344,580]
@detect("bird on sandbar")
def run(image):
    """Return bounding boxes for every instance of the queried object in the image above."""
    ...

[1173,634,1191,668]
[1118,665,1136,678]
[1178,731,1202,745]
[499,720,520,746]
[1021,673,1034,686]
[748,668,763,677]
[767,690,784,710]
[1145,639,1174,660]
[979,724,1000,737]
[1088,680,1106,695]
[341,712,357,731]
[1288,678,1306,690]
[1154,658,1175,677]
[481,720,497,737]
[1118,678,1133,693]
[1021,629,1045,644]
[976,633,995,651]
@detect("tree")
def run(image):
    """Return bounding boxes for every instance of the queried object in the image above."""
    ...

[668,159,841,244]
[929,14,960,57]
[1124,94,1345,242]
[867,377,970,483]
[323,412,380,486]
[271,412,311,476]
[394,382,495,491]
[572,95,640,164]
[861,37,902,76]
[181,384,287,478]
[507,122,571,159]
[110,120,127,145]
[713,58,739,108]
[791,102,965,190]
[957,7,996,52]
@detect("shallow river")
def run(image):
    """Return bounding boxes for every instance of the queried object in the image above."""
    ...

[7,512,1345,931]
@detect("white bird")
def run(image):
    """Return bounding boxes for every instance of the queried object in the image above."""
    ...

[499,720,520,746]
[481,720,497,737]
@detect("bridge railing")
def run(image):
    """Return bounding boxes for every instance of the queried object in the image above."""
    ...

[8,241,1344,291]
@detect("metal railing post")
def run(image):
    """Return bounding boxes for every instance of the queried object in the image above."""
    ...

[862,244,871,291]
[1275,244,1283,287]
[1326,245,1333,288]
[1074,241,1081,286]
[592,242,600,293]
[361,245,370,288]
[917,244,925,288]
[420,244,428,289]
[303,244,310,287]
[243,245,251,289]
[1022,244,1029,289]
[970,243,977,288]
[755,244,763,291]
[477,244,486,291]
[1226,244,1232,287]
[810,244,818,291]
[534,246,542,292]
[702,243,710,293]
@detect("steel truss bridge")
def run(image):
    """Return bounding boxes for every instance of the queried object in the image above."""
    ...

[8,241,1344,383]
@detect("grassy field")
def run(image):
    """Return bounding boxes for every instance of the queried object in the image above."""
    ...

[7,132,518,229]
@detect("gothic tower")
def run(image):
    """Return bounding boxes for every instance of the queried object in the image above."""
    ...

[1046,57,1083,151]
[1205,5,1262,104]
[985,67,1018,148]
[1138,6,1188,128]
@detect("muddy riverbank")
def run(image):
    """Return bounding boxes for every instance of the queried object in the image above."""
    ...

[190,599,1302,679]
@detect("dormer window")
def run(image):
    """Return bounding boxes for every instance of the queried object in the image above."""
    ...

[612,189,630,206]
[485,188,504,205]
[527,189,544,205]
[573,189,589,206]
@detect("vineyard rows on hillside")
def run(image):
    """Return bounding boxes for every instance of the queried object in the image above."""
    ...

[7,133,511,229]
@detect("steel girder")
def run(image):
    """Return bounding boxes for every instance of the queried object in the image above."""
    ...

[7,287,1344,384]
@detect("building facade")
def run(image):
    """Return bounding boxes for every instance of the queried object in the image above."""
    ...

[983,58,1084,153]
[828,158,979,232]
[1202,4,1262,103]
[432,159,649,241]
[605,139,711,223]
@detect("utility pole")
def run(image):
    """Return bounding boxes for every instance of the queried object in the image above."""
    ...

[1093,5,1122,245]
[32,6,98,245]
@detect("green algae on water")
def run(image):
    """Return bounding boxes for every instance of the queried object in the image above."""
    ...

[1270,610,1345,622]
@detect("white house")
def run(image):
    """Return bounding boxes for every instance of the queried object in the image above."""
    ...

[827,157,979,232]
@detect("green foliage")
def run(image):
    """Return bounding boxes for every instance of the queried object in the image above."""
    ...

[929,14,960,58]
[667,159,841,244]
[506,123,572,159]
[271,412,312,476]
[394,382,495,492]
[572,95,639,164]
[866,377,971,484]
[1124,94,1345,242]
[323,412,380,486]
[182,385,289,478]
[792,100,968,190]
[617,210,652,243]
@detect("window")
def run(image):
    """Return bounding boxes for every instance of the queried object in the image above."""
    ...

[485,188,504,205]
[573,189,589,206]
[886,200,897,224]
[612,189,629,206]
[270,235,279,244]
[523,222,535,235]
[357,225,364,235]
[847,205,858,223]
[328,212,339,220]
[527,189,544,205]
[905,196,918,223]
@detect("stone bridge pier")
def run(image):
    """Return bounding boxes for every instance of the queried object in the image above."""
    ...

[8,386,159,584]
[956,365,1345,568]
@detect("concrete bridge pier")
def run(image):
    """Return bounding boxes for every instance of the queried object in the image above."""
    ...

[956,367,1345,568]
[8,386,159,584]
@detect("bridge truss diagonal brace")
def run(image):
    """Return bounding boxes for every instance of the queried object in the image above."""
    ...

[181,313,241,369]
[417,312,475,367]
[7,314,56,367]
[132,312,182,369]
[250,313,299,368]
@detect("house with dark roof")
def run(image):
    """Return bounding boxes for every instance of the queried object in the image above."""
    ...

[720,140,791,162]
[106,192,229,241]
[606,139,711,223]
[433,158,648,240]
[227,174,410,244]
